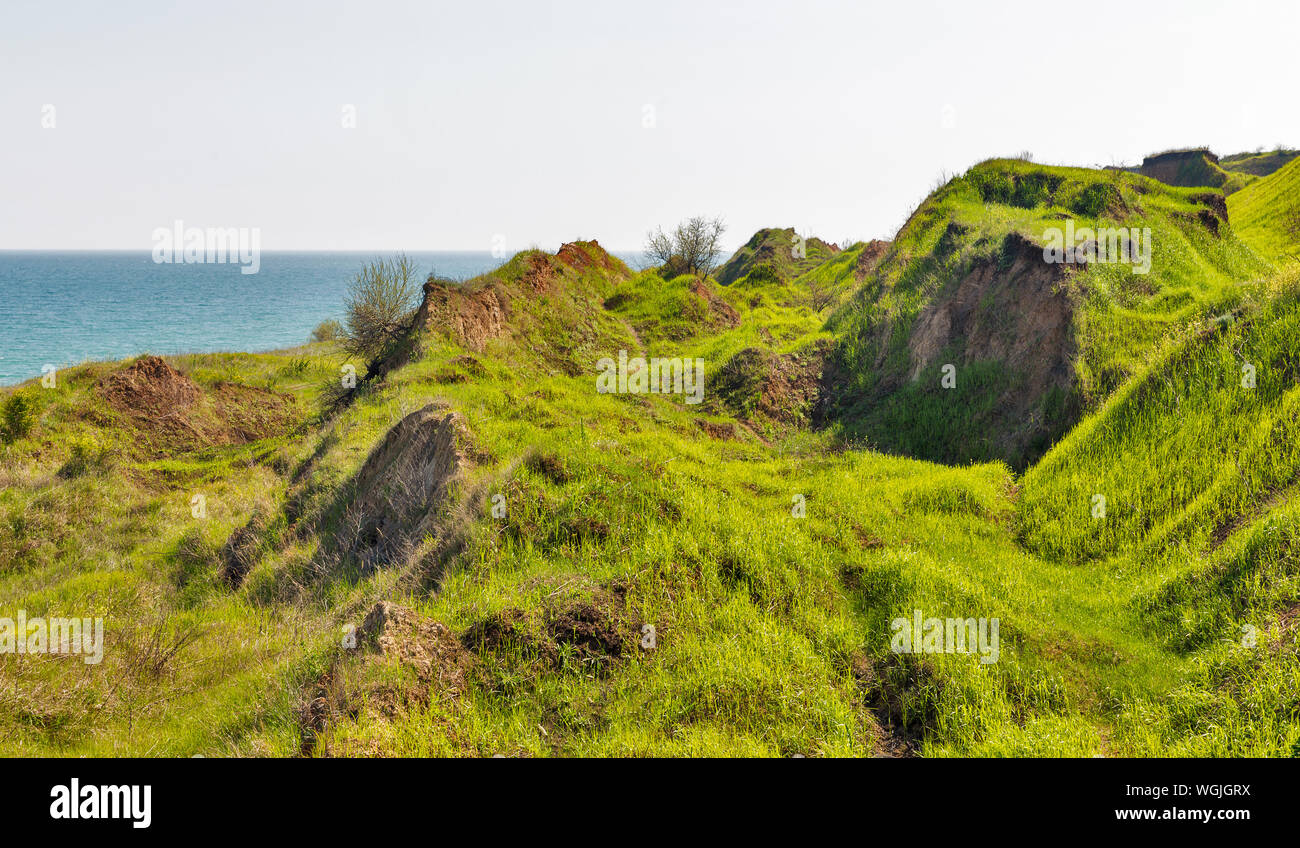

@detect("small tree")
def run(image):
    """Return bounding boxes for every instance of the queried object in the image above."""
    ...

[645,216,727,277]
[805,275,837,311]
[343,255,421,364]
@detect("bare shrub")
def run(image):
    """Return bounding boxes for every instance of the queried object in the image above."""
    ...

[645,216,727,277]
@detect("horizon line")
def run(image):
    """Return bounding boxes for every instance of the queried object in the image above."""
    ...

[0,247,654,254]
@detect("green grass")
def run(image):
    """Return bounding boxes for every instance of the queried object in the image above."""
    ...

[1228,157,1300,263]
[1,170,1297,757]
[1020,268,1300,563]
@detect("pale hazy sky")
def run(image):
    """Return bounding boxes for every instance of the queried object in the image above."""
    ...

[3,0,1296,252]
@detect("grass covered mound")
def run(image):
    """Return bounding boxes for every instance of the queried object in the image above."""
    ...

[823,157,1271,468]
[0,167,1297,758]
[715,227,842,286]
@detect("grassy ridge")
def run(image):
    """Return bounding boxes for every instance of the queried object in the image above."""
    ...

[1221,148,1300,179]
[715,227,842,287]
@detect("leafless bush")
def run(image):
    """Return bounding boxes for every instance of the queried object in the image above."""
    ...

[645,216,727,277]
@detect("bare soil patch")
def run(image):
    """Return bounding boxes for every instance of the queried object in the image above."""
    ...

[97,356,297,456]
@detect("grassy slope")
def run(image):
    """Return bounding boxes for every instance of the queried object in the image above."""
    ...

[1,182,1297,757]
[1228,157,1300,263]
[0,350,334,754]
[1018,267,1300,754]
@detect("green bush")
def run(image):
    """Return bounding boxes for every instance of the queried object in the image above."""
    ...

[743,262,782,285]
[310,319,344,343]
[0,391,37,444]
[968,168,1062,209]
[343,255,422,363]
[1068,182,1121,218]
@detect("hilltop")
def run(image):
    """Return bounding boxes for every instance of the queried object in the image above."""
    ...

[1,154,1297,758]
[715,227,844,286]
[1114,145,1299,196]
[1125,148,1250,193]
[1221,147,1300,178]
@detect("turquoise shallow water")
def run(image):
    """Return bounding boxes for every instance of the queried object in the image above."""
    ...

[0,251,642,386]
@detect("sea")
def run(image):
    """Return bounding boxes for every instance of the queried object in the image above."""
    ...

[0,251,644,386]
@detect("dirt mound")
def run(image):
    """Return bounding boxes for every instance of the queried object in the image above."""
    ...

[461,583,642,672]
[695,418,740,440]
[300,601,476,756]
[340,404,470,568]
[547,598,627,658]
[97,356,297,456]
[356,601,476,687]
[556,240,625,275]
[99,355,202,416]
[689,278,741,328]
[415,278,512,353]
[211,382,299,441]
[460,608,535,654]
[714,342,832,426]
[855,240,891,277]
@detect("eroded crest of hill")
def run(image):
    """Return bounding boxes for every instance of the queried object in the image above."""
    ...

[819,158,1270,467]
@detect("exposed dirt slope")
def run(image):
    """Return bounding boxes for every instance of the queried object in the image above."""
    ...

[905,233,1077,460]
[338,404,470,568]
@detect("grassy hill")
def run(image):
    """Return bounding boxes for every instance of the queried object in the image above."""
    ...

[715,227,842,286]
[1117,146,1299,197]
[1228,157,1300,263]
[822,157,1269,468]
[1,161,1297,757]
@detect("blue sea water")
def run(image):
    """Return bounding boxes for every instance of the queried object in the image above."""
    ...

[0,251,643,386]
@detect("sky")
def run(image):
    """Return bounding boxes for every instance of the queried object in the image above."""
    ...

[2,0,1297,252]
